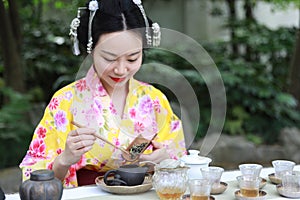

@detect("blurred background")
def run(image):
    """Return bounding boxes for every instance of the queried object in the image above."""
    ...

[0,0,299,193]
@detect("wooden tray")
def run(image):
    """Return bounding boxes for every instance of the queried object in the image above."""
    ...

[95,175,152,194]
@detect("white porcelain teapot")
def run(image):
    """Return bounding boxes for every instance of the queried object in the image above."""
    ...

[180,149,212,179]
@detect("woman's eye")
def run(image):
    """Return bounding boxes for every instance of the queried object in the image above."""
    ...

[104,57,116,62]
[128,58,138,63]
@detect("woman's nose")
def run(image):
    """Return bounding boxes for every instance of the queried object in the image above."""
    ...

[113,61,127,75]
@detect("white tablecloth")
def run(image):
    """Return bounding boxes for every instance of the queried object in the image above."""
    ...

[6,165,300,200]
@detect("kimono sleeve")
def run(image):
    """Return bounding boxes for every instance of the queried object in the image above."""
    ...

[154,91,187,160]
[19,87,74,186]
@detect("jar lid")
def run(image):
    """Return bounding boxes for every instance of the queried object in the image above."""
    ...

[30,169,54,181]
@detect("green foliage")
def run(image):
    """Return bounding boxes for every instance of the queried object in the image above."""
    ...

[145,20,299,144]
[0,88,34,168]
[0,0,84,169]
[262,0,300,9]
[204,20,300,143]
[23,18,82,102]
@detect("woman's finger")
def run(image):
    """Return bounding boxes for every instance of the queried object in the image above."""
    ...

[75,128,96,135]
[70,134,96,143]
[151,140,163,149]
[71,139,95,150]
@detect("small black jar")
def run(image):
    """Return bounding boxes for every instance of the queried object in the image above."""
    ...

[19,169,63,200]
[0,186,5,200]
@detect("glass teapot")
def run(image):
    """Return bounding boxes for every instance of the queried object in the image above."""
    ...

[152,159,189,200]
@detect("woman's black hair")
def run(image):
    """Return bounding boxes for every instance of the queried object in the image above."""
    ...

[77,0,153,51]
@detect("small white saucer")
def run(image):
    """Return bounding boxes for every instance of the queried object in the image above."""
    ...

[182,194,215,200]
[277,184,300,198]
[236,177,267,189]
[211,182,228,195]
[235,190,267,200]
[268,173,281,185]
[259,178,267,189]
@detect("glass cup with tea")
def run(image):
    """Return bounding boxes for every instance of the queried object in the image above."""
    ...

[188,178,212,200]
[200,166,224,189]
[272,160,295,179]
[239,163,262,178]
[237,175,260,197]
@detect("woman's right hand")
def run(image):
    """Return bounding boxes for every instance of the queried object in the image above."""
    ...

[60,127,97,166]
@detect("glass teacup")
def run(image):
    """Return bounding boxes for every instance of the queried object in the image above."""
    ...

[237,175,260,197]
[272,160,295,179]
[200,166,224,189]
[282,172,300,192]
[189,178,211,200]
[239,163,262,178]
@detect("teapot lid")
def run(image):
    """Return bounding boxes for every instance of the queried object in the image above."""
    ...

[180,150,212,165]
[30,169,54,181]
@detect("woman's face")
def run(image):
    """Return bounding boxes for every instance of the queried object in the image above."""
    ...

[93,31,143,95]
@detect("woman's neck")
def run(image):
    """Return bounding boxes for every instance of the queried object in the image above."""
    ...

[110,85,129,117]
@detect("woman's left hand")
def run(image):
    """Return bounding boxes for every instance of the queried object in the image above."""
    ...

[139,141,170,164]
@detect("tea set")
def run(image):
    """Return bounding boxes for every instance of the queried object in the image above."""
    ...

[18,148,300,199]
[96,149,300,200]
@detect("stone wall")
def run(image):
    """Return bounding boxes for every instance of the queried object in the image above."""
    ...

[0,167,22,194]
[190,127,300,170]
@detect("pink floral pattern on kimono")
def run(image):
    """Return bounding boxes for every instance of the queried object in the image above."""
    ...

[19,66,186,188]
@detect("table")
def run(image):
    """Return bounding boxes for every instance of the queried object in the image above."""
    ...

[6,166,300,200]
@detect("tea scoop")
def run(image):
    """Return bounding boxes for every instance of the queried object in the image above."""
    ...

[121,133,157,162]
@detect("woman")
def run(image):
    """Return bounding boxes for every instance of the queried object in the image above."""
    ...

[20,0,186,188]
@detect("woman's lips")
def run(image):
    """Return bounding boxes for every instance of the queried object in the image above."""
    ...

[111,77,126,83]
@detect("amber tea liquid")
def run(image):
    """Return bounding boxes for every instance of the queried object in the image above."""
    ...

[157,188,184,199]
[241,187,259,197]
[191,195,210,200]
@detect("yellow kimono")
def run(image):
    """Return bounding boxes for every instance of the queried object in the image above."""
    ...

[19,67,186,187]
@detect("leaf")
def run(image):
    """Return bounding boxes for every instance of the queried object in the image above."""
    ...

[232,106,249,120]
[224,119,244,135]
[98,127,104,135]
[276,93,298,107]
[54,1,64,9]
[221,72,242,86]
[103,123,109,131]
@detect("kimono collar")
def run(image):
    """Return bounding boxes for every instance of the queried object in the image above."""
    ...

[85,66,140,97]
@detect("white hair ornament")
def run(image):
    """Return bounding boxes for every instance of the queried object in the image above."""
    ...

[87,0,99,54]
[69,7,86,56]
[132,0,161,47]
[70,0,160,56]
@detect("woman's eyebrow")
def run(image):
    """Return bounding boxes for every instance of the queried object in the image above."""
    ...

[128,50,142,56]
[101,50,141,57]
[101,50,117,57]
